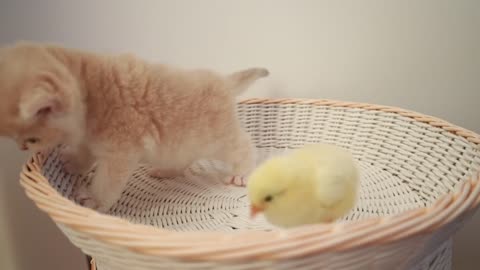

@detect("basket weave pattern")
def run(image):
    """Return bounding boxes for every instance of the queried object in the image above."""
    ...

[20,99,480,269]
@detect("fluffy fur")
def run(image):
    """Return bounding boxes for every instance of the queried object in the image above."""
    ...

[0,42,268,212]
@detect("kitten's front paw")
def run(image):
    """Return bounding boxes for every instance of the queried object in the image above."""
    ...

[60,151,83,174]
[60,151,93,175]
[74,186,100,210]
[78,196,99,210]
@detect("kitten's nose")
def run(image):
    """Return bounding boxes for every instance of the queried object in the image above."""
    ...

[20,144,28,151]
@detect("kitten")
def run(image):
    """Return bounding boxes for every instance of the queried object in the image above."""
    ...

[0,42,268,212]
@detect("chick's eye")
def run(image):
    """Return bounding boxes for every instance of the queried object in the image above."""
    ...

[25,138,39,144]
[264,195,273,202]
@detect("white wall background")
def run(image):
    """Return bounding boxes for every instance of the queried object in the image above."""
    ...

[0,1,479,269]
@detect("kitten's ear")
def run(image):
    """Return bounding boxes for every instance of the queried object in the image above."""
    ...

[227,67,269,96]
[19,88,62,120]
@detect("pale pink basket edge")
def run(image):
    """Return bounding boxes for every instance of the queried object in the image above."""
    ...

[18,98,480,262]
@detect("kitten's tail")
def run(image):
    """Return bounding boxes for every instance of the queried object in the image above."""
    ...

[227,67,269,96]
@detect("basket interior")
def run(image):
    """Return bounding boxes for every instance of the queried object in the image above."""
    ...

[41,103,480,232]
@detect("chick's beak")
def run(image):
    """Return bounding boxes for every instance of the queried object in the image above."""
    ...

[250,205,264,218]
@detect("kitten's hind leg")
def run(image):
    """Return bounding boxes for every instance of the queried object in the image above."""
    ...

[183,130,254,187]
[213,130,256,187]
[225,175,248,187]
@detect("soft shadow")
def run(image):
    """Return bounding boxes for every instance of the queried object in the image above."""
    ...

[0,139,85,270]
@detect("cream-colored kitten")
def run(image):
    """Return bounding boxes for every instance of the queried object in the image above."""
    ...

[0,42,268,212]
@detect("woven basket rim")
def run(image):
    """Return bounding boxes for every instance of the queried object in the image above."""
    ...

[19,98,480,261]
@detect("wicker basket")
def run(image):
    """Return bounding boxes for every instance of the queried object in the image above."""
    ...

[20,99,480,270]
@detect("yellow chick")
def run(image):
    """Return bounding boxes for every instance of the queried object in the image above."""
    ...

[247,144,359,228]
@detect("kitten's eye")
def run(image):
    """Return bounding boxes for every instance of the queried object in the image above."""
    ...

[264,195,273,202]
[25,137,40,144]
